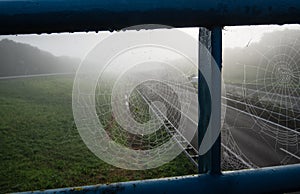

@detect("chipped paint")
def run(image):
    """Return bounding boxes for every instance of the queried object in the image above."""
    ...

[73,187,83,191]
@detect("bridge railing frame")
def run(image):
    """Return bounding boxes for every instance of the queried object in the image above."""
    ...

[2,0,300,193]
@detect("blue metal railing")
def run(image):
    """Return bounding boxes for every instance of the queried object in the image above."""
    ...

[0,0,300,35]
[20,164,300,194]
[1,0,300,193]
[198,27,223,174]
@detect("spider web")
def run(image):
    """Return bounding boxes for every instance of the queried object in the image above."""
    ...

[93,52,199,169]
[224,30,300,167]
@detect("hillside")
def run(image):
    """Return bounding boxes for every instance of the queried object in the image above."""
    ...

[0,39,80,77]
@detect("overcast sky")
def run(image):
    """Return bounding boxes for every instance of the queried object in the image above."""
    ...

[0,25,299,60]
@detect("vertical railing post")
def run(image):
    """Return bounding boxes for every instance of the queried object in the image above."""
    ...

[198,27,222,174]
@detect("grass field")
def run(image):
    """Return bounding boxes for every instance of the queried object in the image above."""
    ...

[0,75,196,193]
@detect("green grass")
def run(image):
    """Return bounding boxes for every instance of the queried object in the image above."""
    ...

[0,75,196,193]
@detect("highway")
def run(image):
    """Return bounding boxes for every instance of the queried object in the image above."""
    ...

[223,84,300,167]
[134,79,258,169]
[137,79,300,169]
[223,103,300,167]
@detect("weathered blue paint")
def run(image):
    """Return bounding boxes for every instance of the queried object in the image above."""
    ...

[209,27,222,174]
[19,164,300,194]
[211,27,222,70]
[198,27,222,174]
[1,0,300,35]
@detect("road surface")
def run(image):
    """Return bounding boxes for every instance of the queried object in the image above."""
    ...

[224,103,300,167]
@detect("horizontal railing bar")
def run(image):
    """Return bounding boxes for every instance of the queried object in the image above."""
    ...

[1,0,300,35]
[20,163,300,194]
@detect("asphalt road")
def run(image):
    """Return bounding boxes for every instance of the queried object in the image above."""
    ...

[223,104,300,167]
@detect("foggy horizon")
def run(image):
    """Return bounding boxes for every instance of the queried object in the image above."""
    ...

[1,25,300,60]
